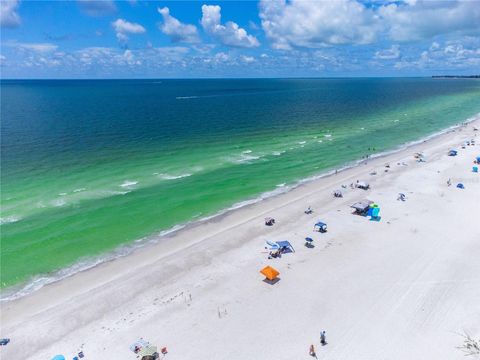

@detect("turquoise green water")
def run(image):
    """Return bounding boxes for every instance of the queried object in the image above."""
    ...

[1,78,479,297]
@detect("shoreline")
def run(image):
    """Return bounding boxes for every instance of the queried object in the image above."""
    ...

[1,117,479,359]
[2,112,479,302]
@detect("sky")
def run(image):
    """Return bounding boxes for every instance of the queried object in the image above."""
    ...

[0,0,479,78]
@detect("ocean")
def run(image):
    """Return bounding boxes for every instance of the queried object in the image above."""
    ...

[1,78,479,299]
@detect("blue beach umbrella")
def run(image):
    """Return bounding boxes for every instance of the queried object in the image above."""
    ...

[51,355,65,360]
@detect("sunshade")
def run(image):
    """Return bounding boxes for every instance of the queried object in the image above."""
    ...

[51,356,65,360]
[260,266,279,281]
[276,240,295,252]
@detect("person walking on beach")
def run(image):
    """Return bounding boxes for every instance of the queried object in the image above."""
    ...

[309,344,317,357]
[320,331,327,346]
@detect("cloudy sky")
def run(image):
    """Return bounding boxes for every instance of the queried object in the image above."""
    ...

[1,0,479,78]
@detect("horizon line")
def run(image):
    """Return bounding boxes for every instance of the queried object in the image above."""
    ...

[2,75,479,81]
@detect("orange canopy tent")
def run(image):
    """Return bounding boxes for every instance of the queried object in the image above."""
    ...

[260,266,279,281]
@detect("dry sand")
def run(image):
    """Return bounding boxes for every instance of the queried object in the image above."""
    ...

[1,120,480,360]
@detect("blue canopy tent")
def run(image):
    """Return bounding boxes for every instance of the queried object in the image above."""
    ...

[313,221,327,233]
[276,240,295,253]
[448,149,458,156]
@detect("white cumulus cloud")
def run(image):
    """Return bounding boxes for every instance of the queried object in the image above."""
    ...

[379,0,480,42]
[1,0,21,28]
[259,0,480,50]
[5,42,58,53]
[158,7,199,44]
[374,45,401,60]
[201,5,259,48]
[259,0,380,49]
[241,55,255,63]
[112,18,146,43]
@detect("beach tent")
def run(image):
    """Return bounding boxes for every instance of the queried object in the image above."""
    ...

[314,221,327,232]
[473,166,478,173]
[457,183,465,189]
[276,240,295,253]
[356,181,370,190]
[448,149,458,156]
[260,266,279,281]
[351,200,374,215]
[476,156,480,163]
[51,356,65,360]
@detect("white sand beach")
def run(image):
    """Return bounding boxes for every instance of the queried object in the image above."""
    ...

[1,120,479,360]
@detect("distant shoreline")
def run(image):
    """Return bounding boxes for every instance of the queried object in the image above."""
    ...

[432,75,480,79]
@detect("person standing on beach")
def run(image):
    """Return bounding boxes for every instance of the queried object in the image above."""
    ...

[309,344,317,357]
[320,331,327,346]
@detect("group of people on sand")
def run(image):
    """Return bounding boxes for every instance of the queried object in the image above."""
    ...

[268,245,289,259]
[309,331,327,357]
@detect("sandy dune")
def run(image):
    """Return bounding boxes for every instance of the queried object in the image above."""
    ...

[1,120,479,360]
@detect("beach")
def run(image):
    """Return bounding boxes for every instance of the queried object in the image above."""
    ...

[3,78,480,290]
[1,119,479,359]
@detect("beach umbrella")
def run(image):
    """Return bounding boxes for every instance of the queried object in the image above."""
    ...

[260,266,279,281]
[51,356,65,360]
